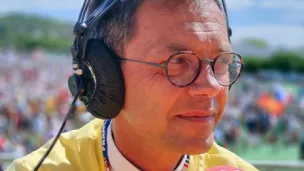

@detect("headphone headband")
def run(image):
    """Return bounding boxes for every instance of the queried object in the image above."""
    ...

[72,0,232,66]
[221,0,232,40]
[71,0,120,77]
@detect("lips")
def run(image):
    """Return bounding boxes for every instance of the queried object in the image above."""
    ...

[176,111,214,122]
[177,111,214,117]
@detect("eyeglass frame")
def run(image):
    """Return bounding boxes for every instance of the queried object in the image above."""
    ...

[118,51,244,87]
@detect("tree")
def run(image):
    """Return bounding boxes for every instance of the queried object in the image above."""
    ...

[241,38,269,49]
[243,50,304,73]
[0,13,74,52]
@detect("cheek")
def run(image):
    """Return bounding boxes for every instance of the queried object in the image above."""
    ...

[215,87,228,126]
[122,65,182,134]
[122,65,148,111]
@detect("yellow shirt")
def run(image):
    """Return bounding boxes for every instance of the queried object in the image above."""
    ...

[6,119,258,171]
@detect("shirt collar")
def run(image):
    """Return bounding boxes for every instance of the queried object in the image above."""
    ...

[107,121,188,171]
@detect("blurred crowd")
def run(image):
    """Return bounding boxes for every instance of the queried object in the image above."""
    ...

[215,72,304,154]
[0,49,304,169]
[0,49,94,169]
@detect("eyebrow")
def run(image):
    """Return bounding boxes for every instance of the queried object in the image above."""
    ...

[166,43,189,52]
[166,43,231,54]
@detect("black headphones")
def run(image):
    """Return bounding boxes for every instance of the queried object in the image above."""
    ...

[68,0,124,120]
[68,0,233,120]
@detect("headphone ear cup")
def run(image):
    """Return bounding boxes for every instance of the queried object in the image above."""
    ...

[81,39,125,119]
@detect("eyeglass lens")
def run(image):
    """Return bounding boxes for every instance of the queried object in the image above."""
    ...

[166,52,242,87]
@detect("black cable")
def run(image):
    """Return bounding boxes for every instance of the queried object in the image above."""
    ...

[34,1,121,171]
[33,89,81,171]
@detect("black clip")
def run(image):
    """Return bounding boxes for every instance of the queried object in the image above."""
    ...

[73,22,88,36]
[71,44,80,59]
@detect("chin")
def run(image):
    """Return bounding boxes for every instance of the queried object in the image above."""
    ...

[188,140,214,155]
[180,133,215,155]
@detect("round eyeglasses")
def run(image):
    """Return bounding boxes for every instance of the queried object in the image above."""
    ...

[119,51,243,87]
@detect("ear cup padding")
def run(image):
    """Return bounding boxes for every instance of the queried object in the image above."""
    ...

[82,39,125,119]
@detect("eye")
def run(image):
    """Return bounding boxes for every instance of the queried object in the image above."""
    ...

[170,56,187,64]
[218,57,232,64]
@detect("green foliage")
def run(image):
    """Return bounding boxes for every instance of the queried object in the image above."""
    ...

[243,50,304,73]
[0,13,74,52]
[0,13,303,73]
[243,56,265,73]
[13,34,71,52]
[241,38,269,49]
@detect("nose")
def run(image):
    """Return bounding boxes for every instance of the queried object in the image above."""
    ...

[187,64,221,98]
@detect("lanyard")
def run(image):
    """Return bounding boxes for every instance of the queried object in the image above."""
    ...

[102,120,190,171]
[102,120,111,171]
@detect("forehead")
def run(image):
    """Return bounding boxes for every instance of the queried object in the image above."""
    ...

[132,0,230,55]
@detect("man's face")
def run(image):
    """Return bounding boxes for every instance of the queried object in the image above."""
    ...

[120,0,231,154]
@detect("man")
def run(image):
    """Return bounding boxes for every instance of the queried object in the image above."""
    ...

[6,0,258,170]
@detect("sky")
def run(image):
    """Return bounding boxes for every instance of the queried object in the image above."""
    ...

[1,0,304,49]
